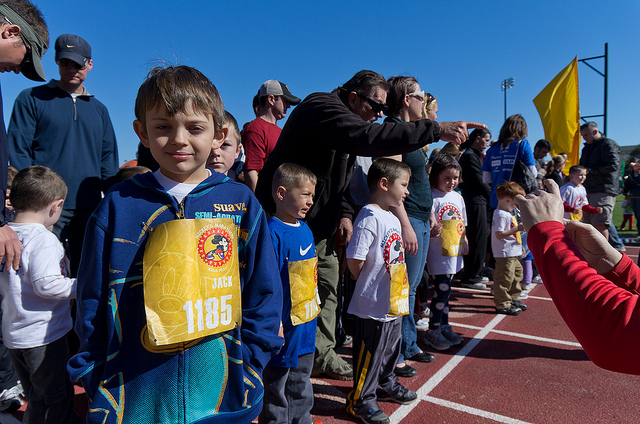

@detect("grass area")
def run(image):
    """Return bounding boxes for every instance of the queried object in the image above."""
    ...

[614,194,637,236]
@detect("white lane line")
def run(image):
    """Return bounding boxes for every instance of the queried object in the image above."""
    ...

[390,315,505,423]
[421,395,533,424]
[452,323,582,347]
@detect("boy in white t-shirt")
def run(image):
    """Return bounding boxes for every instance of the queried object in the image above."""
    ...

[0,166,81,423]
[560,165,603,221]
[346,158,417,424]
[491,181,527,316]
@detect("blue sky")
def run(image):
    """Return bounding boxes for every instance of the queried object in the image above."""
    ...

[2,1,639,164]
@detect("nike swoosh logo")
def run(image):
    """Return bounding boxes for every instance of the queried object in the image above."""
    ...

[300,244,313,256]
[66,45,75,48]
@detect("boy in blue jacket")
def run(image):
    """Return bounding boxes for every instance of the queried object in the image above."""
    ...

[67,66,283,424]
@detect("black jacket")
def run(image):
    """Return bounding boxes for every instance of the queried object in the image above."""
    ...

[459,147,490,206]
[579,136,620,195]
[256,91,440,241]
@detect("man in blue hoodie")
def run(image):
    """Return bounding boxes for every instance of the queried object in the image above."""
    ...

[8,33,118,275]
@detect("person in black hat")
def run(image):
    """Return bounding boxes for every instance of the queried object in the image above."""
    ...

[8,33,118,276]
[242,79,301,192]
[0,0,49,412]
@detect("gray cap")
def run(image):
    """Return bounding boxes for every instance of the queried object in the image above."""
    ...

[258,80,300,105]
[0,4,47,81]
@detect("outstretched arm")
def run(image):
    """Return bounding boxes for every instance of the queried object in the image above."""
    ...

[517,180,640,375]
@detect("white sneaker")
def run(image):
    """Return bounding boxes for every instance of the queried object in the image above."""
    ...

[521,283,534,292]
[415,317,430,330]
[418,304,431,318]
[0,382,24,412]
[481,276,489,283]
[520,291,529,300]
[532,275,543,284]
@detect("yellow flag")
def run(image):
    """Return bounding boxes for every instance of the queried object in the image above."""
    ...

[533,57,580,173]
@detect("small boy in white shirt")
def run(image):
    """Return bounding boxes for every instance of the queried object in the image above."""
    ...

[491,181,527,316]
[346,158,417,424]
[559,165,603,221]
[0,166,81,423]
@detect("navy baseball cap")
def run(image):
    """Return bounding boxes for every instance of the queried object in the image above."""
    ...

[55,34,91,66]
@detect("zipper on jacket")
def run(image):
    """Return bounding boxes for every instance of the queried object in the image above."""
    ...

[72,96,77,121]
[178,198,186,219]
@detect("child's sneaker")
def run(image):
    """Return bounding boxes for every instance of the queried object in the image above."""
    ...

[350,407,390,424]
[512,300,528,311]
[0,381,24,412]
[440,324,464,346]
[377,385,417,405]
[532,275,543,284]
[521,282,534,292]
[520,290,529,300]
[495,305,522,315]
[424,327,452,351]
[461,281,486,290]
[418,304,431,318]
[415,317,430,330]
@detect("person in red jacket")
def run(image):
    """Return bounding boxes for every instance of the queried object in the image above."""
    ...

[516,179,640,375]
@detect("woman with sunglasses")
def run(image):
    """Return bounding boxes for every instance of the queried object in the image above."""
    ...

[383,76,439,377]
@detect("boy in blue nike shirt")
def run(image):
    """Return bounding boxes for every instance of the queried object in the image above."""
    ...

[260,163,320,424]
[68,66,283,424]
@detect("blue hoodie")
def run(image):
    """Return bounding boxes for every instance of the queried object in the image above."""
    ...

[68,171,283,424]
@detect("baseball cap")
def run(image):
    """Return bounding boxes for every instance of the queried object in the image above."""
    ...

[0,4,47,82]
[55,34,91,66]
[258,80,301,105]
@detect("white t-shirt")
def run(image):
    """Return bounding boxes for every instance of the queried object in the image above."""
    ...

[153,169,211,203]
[560,182,589,220]
[427,189,467,275]
[346,204,404,322]
[491,208,523,258]
[0,223,76,349]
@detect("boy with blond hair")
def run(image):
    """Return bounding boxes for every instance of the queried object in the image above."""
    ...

[492,181,527,315]
[346,158,417,424]
[1,165,81,423]
[68,66,283,424]
[260,163,319,424]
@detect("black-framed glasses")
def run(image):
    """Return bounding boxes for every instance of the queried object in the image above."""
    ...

[358,93,387,114]
[58,58,88,70]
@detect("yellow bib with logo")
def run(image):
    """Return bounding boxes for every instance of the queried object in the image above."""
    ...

[388,262,409,316]
[570,209,583,221]
[441,219,465,257]
[287,256,320,325]
[143,219,242,346]
[511,216,522,245]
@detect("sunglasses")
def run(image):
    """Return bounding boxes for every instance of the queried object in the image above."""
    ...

[58,58,88,70]
[358,93,387,113]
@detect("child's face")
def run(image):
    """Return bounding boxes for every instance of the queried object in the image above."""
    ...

[498,196,516,212]
[570,170,586,186]
[278,179,315,223]
[207,125,241,175]
[385,171,410,207]
[437,167,460,193]
[134,100,223,184]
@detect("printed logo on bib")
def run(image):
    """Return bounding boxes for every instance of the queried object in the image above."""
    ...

[381,228,409,316]
[382,230,404,272]
[197,226,233,267]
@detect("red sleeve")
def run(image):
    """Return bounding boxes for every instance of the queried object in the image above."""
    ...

[528,221,640,375]
[242,129,268,171]
[563,202,574,213]
[582,204,600,214]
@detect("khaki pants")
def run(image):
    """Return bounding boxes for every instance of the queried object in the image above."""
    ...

[493,257,523,309]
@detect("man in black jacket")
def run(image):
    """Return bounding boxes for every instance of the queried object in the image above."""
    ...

[256,70,483,380]
[579,121,620,241]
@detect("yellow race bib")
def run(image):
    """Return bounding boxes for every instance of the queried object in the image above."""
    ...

[287,257,320,325]
[143,219,242,346]
[388,262,409,316]
[441,219,465,256]
[570,209,583,221]
[511,216,522,245]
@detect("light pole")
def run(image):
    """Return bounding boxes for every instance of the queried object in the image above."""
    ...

[501,77,515,121]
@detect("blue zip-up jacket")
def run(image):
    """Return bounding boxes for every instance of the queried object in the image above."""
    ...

[68,171,283,424]
[7,80,119,210]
